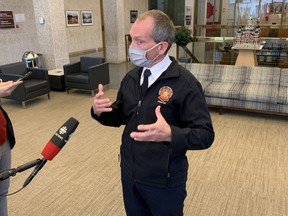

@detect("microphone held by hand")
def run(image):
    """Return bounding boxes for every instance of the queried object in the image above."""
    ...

[0,159,42,181]
[23,159,47,187]
[16,158,43,173]
[41,117,79,160]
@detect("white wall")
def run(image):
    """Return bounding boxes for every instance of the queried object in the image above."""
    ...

[0,0,40,65]
[0,0,148,66]
[63,0,103,54]
[64,0,148,57]
[123,0,148,34]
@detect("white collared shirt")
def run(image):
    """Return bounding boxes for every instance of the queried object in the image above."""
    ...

[140,54,172,87]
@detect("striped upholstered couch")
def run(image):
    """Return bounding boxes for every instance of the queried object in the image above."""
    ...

[179,63,288,116]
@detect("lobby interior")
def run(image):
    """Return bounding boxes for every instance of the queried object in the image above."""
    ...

[1,1,288,216]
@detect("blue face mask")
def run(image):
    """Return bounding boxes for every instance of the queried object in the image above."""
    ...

[128,43,161,67]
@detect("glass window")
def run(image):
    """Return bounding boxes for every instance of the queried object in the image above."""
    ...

[228,0,288,25]
[148,0,185,26]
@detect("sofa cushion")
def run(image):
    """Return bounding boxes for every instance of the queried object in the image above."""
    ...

[278,87,288,104]
[197,81,212,90]
[213,65,247,84]
[204,65,247,99]
[245,66,281,85]
[189,63,213,81]
[240,84,279,104]
[278,69,288,104]
[205,83,243,99]
[280,68,288,87]
[240,67,280,104]
[0,62,27,75]
[179,63,213,90]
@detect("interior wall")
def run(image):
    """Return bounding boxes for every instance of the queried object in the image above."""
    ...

[63,0,103,54]
[102,0,148,63]
[0,0,40,65]
[0,0,149,66]
[32,0,69,70]
[62,0,148,56]
[123,0,148,34]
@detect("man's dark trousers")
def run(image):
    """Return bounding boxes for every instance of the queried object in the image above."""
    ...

[121,171,187,216]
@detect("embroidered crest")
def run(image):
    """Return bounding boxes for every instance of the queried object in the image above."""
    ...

[158,86,173,103]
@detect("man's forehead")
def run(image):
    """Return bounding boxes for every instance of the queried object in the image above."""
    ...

[130,17,154,38]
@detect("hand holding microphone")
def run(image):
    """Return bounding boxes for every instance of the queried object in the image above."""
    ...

[23,117,79,187]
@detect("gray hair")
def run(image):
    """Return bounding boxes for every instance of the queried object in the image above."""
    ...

[138,10,175,53]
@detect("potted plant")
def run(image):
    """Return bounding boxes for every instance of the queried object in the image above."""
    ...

[174,27,200,63]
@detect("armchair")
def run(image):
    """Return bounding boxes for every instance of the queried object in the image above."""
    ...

[63,56,110,95]
[0,62,50,108]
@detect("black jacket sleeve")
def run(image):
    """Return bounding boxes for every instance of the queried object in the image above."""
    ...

[170,81,214,151]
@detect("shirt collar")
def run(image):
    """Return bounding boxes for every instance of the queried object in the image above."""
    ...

[142,54,172,85]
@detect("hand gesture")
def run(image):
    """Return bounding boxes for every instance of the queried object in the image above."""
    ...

[130,106,171,142]
[0,80,22,98]
[92,84,112,116]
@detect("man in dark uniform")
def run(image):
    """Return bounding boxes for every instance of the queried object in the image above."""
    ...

[91,10,214,216]
[0,80,22,216]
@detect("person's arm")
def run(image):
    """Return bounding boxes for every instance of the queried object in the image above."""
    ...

[170,82,214,151]
[0,80,23,98]
[130,105,171,142]
[91,84,125,127]
[130,81,214,151]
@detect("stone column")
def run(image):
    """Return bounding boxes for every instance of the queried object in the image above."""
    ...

[33,0,69,69]
[102,0,126,63]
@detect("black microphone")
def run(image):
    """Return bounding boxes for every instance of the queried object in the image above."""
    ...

[23,117,79,187]
[0,158,43,181]
[16,158,42,173]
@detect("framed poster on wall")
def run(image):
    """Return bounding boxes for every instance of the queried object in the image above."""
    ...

[130,10,138,23]
[66,10,79,27]
[81,11,93,26]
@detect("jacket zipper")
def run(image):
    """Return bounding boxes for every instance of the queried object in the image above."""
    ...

[132,99,142,181]
[166,147,172,186]
[136,100,141,115]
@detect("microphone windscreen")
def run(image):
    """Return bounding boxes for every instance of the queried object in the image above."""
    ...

[41,117,79,161]
[41,141,61,161]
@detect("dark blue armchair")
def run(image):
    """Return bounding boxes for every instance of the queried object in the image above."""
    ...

[63,56,110,96]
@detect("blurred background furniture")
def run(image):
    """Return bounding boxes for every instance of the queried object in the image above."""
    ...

[48,69,65,91]
[0,62,50,108]
[63,56,110,95]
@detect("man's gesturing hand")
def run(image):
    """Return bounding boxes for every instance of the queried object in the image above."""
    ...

[130,106,172,142]
[92,84,112,116]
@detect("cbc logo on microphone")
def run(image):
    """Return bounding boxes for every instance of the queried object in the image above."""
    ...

[59,126,67,135]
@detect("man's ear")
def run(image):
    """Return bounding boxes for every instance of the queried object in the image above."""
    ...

[159,42,169,55]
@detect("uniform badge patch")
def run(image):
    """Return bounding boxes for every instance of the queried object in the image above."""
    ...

[158,86,173,103]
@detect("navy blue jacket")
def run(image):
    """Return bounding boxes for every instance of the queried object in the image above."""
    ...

[91,57,214,187]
